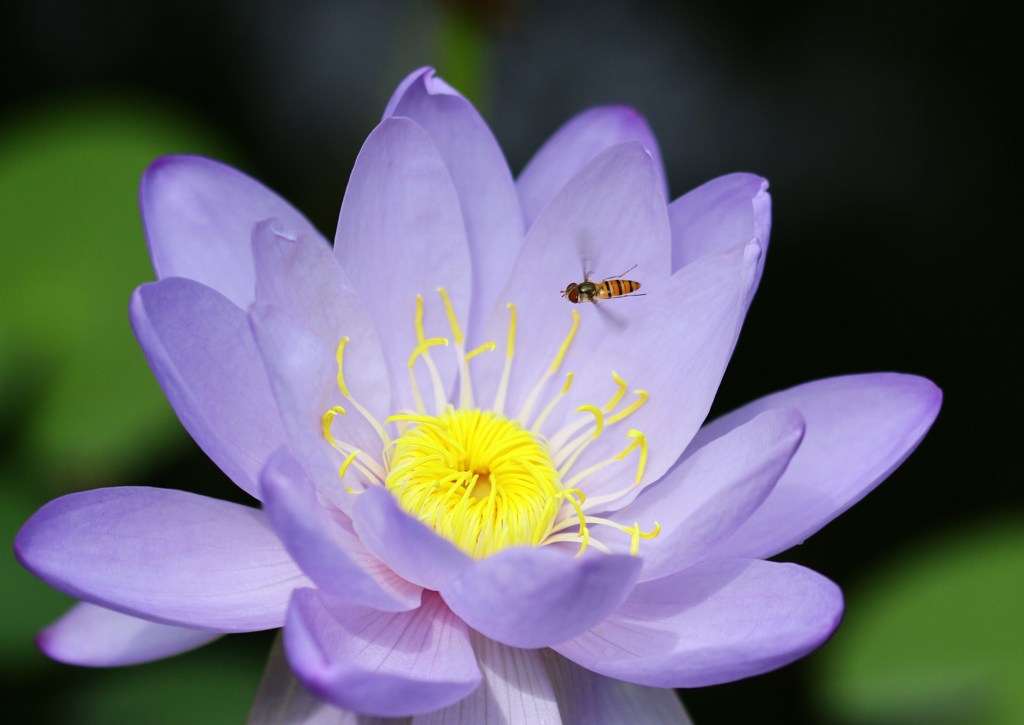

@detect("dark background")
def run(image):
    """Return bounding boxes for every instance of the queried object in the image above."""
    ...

[2,0,1019,722]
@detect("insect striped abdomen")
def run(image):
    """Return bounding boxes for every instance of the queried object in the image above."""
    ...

[597,279,641,299]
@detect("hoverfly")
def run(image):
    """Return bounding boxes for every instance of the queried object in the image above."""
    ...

[560,264,644,304]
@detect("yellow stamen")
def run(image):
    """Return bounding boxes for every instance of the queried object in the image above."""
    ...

[621,429,649,484]
[492,303,517,415]
[412,295,448,415]
[338,450,360,477]
[553,488,589,555]
[556,405,604,475]
[436,287,464,345]
[321,405,346,443]
[334,339,388,444]
[407,336,449,415]
[518,309,579,425]
[385,408,562,558]
[606,389,649,425]
[438,287,476,409]
[565,429,648,489]
[465,341,496,360]
[603,371,628,413]
[321,298,658,560]
[530,372,574,435]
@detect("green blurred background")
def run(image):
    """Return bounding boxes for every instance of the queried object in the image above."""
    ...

[1,1,1018,722]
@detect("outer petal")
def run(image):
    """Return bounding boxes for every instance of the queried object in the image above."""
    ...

[15,487,310,631]
[517,106,667,229]
[604,408,804,581]
[252,221,390,416]
[541,650,691,725]
[385,67,525,341]
[669,172,771,275]
[477,141,671,417]
[261,450,421,612]
[558,240,762,501]
[555,559,843,687]
[249,303,382,514]
[131,277,285,500]
[249,634,402,725]
[695,374,942,559]
[141,155,324,309]
[351,486,471,591]
[333,117,471,412]
[284,589,481,717]
[38,602,219,667]
[440,548,641,649]
[415,635,561,724]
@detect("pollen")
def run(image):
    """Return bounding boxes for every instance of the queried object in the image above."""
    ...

[385,407,561,558]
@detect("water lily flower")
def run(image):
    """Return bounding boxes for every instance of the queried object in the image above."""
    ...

[15,68,940,722]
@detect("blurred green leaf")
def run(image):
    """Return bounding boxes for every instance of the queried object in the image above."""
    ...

[435,4,492,112]
[59,640,265,724]
[816,518,1024,724]
[0,97,231,486]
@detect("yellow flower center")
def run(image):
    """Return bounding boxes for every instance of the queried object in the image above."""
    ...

[320,288,659,560]
[385,408,561,557]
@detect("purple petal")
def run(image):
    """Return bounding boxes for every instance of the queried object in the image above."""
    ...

[604,408,804,581]
[668,173,771,280]
[542,650,691,724]
[252,221,391,417]
[382,67,455,119]
[517,106,667,230]
[385,67,525,341]
[130,277,285,500]
[440,548,641,649]
[38,602,220,667]
[695,374,942,559]
[140,155,324,309]
[250,633,377,724]
[333,117,471,413]
[284,589,481,717]
[261,450,421,612]
[249,303,383,514]
[416,635,559,724]
[351,486,471,591]
[476,141,671,416]
[555,559,843,687]
[15,487,310,631]
[558,240,762,501]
